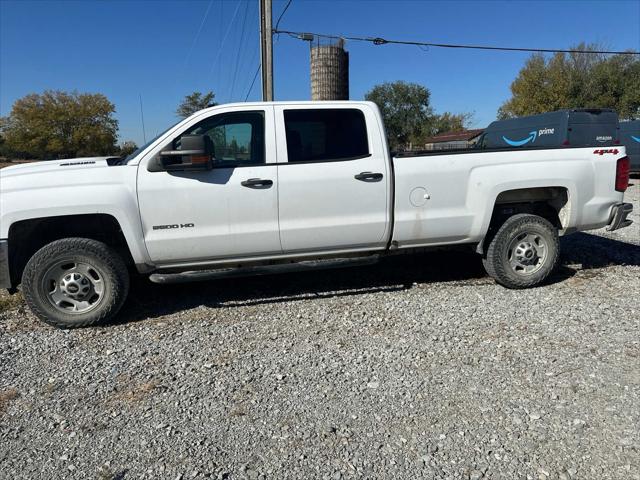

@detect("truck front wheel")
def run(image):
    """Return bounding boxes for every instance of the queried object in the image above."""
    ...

[483,214,559,289]
[22,238,130,328]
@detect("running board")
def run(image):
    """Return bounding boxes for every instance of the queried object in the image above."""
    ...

[148,256,380,284]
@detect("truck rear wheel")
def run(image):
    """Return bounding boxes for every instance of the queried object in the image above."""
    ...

[483,214,559,289]
[22,238,129,328]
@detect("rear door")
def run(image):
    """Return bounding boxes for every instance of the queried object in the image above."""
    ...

[274,104,390,253]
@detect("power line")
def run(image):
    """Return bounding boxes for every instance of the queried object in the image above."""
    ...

[274,0,293,31]
[241,40,260,101]
[138,93,147,144]
[239,0,294,103]
[229,0,251,101]
[274,28,640,55]
[214,0,224,90]
[257,0,292,102]
[235,4,260,101]
[209,0,243,83]
[180,0,214,77]
[245,64,261,101]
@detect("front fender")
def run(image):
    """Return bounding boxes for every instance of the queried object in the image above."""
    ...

[0,165,152,267]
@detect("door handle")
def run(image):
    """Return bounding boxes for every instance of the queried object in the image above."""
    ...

[354,172,383,182]
[241,178,273,188]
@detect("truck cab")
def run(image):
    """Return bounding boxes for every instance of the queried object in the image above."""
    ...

[136,102,391,265]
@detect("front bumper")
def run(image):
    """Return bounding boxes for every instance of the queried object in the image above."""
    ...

[607,202,633,231]
[0,240,10,289]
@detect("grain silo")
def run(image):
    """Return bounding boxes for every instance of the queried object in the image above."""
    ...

[310,38,349,101]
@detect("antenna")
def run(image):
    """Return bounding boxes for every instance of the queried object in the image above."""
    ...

[139,93,147,143]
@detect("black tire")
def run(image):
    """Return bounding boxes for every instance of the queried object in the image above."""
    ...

[483,214,559,289]
[22,238,130,328]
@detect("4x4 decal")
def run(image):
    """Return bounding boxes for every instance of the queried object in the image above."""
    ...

[593,149,619,155]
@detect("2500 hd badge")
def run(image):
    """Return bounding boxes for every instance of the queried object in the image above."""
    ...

[152,223,195,230]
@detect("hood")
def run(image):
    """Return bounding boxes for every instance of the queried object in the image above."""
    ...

[0,157,117,178]
[0,155,138,241]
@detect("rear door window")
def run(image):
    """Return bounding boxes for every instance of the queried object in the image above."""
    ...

[283,109,369,163]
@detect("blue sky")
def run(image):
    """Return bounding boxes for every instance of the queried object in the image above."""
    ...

[1,0,639,145]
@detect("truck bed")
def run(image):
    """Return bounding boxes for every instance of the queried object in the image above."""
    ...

[390,146,625,249]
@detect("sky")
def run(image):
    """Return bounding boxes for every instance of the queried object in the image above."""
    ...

[1,0,639,145]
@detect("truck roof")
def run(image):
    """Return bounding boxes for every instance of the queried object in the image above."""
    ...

[197,100,376,114]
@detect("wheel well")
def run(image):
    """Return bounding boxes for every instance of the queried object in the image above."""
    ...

[480,187,569,255]
[8,214,134,286]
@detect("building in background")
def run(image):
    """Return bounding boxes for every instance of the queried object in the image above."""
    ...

[310,38,349,101]
[422,129,484,150]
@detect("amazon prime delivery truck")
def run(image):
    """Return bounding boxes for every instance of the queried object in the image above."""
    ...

[479,109,620,149]
[620,120,640,173]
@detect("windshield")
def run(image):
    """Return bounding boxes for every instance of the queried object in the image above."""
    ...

[123,122,179,163]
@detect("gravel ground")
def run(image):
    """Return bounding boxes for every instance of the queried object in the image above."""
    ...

[1,184,638,480]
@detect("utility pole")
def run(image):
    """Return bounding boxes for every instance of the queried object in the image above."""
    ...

[259,0,274,101]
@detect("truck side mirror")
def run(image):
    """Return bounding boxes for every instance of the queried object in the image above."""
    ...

[158,134,214,171]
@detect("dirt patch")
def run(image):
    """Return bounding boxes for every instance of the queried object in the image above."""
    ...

[563,267,605,287]
[0,388,20,415]
[0,292,23,313]
[108,379,160,404]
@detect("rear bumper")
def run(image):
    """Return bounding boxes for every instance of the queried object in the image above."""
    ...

[0,240,10,289]
[607,203,633,231]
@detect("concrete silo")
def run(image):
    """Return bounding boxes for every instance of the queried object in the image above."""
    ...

[310,38,349,101]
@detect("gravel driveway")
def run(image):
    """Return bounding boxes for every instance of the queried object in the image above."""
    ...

[1,184,638,480]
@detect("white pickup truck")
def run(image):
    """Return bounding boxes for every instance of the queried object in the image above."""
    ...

[0,101,633,328]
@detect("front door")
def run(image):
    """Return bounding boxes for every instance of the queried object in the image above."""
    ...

[137,107,281,265]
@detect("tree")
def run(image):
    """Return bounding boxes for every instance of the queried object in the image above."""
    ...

[365,81,434,150]
[176,91,217,119]
[228,138,239,156]
[499,43,640,120]
[0,116,14,159]
[3,90,118,159]
[365,81,473,149]
[118,140,138,157]
[432,112,474,135]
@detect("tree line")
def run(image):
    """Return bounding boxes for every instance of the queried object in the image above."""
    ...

[498,43,639,120]
[1,44,637,159]
[0,91,136,160]
[0,90,220,160]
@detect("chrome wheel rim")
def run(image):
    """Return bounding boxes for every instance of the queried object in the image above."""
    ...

[42,260,105,314]
[507,232,548,276]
